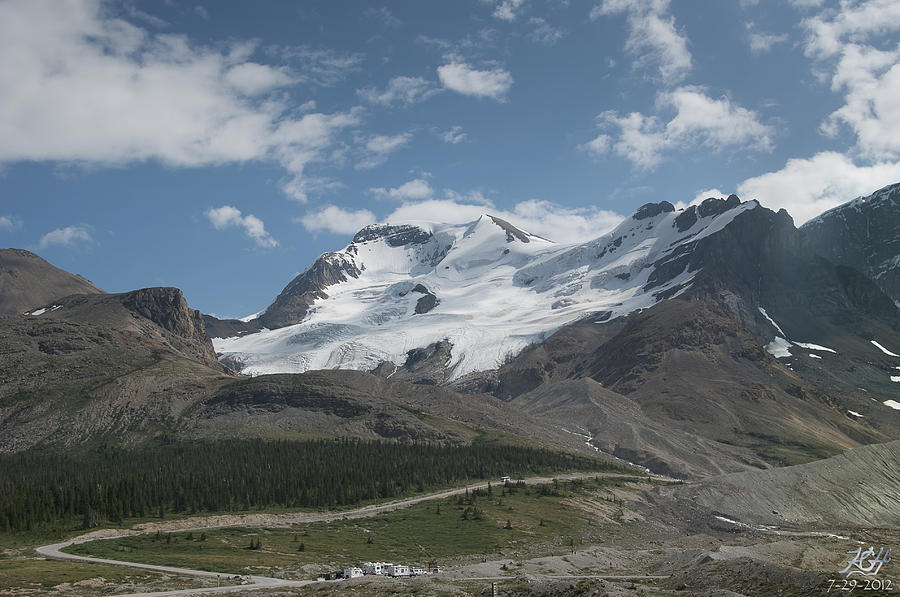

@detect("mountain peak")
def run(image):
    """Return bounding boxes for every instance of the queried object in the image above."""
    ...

[633,201,676,220]
[485,215,535,243]
[0,248,103,315]
[697,194,742,218]
[351,224,433,247]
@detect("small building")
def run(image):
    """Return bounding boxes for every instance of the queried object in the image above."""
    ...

[386,564,410,577]
[343,567,363,579]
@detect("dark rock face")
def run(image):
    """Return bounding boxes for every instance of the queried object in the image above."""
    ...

[372,340,454,385]
[633,201,675,220]
[203,374,373,418]
[114,287,218,365]
[201,314,261,339]
[411,284,438,314]
[641,201,899,337]
[488,215,532,243]
[352,224,433,246]
[670,194,741,234]
[121,287,206,342]
[683,205,898,331]
[259,253,361,329]
[674,206,698,232]
[402,340,454,385]
[802,183,900,306]
[697,194,741,218]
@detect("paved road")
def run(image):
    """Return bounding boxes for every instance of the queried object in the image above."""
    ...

[35,471,652,596]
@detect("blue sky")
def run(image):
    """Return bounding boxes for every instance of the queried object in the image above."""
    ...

[2,0,900,317]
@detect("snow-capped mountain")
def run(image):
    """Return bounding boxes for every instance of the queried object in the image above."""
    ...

[214,197,757,379]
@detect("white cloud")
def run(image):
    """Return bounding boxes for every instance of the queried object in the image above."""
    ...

[437,62,513,101]
[0,216,22,231]
[356,133,412,170]
[502,200,624,242]
[38,225,93,249]
[0,0,360,203]
[797,2,900,161]
[801,0,900,60]
[581,133,612,157]
[736,152,900,224]
[442,189,494,206]
[365,134,412,154]
[491,0,526,22]
[590,0,692,84]
[441,125,468,144]
[584,111,667,169]
[790,0,824,8]
[370,178,434,201]
[299,205,377,235]
[529,17,564,45]
[205,205,277,248]
[820,44,900,160]
[583,86,773,169]
[269,46,362,87]
[746,22,788,54]
[302,189,624,243]
[224,62,292,96]
[383,198,622,243]
[822,47,900,159]
[194,5,209,20]
[684,188,727,209]
[364,7,403,28]
[663,86,774,151]
[357,76,441,107]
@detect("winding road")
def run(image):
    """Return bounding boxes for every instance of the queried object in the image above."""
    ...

[36,472,631,596]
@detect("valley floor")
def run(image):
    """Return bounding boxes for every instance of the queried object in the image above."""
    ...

[6,471,895,596]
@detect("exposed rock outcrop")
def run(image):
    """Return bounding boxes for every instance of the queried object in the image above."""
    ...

[258,253,361,329]
[802,182,900,306]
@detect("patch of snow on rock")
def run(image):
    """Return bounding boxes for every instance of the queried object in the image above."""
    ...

[758,307,785,336]
[793,342,836,353]
[871,340,900,357]
[765,337,792,358]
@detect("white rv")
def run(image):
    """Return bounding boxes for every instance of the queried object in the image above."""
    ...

[386,564,410,577]
[362,562,391,576]
[343,567,363,579]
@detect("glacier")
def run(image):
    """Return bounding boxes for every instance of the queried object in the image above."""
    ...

[214,201,758,380]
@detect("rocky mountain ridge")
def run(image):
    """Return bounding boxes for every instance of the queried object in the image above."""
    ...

[802,182,900,307]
